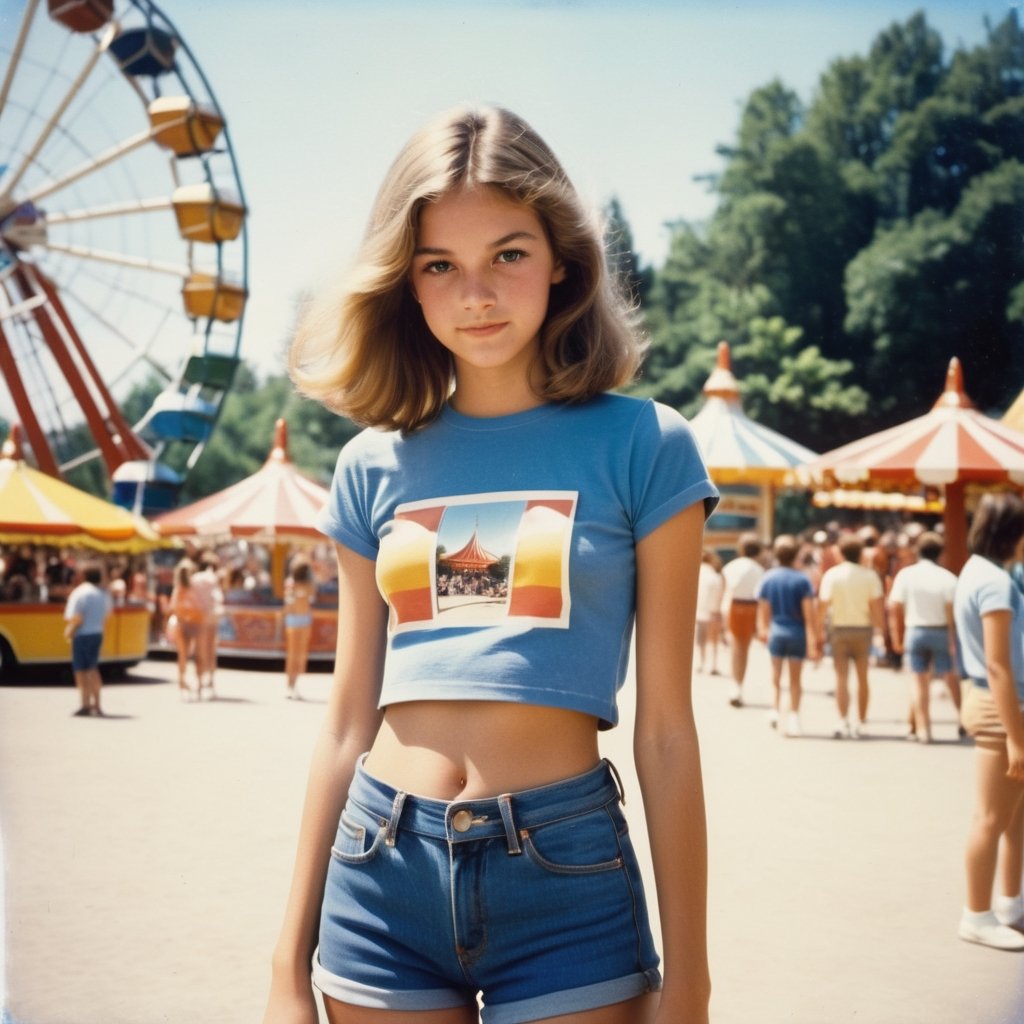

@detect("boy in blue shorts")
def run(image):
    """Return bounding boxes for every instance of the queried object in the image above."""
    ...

[756,535,820,737]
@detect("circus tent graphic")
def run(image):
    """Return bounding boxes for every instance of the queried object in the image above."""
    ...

[376,491,577,633]
[443,523,500,573]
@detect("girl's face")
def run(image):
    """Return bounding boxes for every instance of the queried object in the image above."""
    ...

[410,187,565,395]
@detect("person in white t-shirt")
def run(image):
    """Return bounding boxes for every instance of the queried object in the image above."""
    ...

[889,531,962,743]
[721,534,765,706]
[695,549,725,675]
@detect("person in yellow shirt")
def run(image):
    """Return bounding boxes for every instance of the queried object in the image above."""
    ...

[818,533,886,738]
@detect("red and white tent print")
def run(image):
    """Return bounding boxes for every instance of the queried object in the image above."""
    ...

[153,419,329,542]
[805,358,1024,571]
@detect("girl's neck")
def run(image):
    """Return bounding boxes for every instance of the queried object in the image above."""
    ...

[449,369,545,419]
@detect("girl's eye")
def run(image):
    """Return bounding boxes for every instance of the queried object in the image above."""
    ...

[424,260,453,275]
[496,249,526,265]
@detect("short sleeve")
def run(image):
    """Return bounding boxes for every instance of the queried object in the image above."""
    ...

[819,569,832,602]
[629,401,719,541]
[316,432,380,560]
[889,569,906,605]
[976,573,1015,618]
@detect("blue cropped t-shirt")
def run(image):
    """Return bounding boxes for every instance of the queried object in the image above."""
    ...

[318,393,719,728]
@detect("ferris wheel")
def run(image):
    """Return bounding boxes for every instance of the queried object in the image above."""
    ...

[0,0,248,516]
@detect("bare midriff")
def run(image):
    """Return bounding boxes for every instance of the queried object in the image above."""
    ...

[363,700,602,801]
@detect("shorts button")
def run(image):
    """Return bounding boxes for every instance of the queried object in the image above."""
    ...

[452,809,473,832]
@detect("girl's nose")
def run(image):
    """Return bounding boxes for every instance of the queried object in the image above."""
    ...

[460,273,496,310]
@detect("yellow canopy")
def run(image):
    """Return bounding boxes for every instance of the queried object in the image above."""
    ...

[0,426,168,554]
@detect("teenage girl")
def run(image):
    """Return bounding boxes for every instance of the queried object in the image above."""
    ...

[954,493,1024,950]
[263,105,718,1024]
[284,555,316,700]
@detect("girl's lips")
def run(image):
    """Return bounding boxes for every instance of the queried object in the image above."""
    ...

[460,322,507,336]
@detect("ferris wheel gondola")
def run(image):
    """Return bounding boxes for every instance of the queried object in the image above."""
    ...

[0,0,249,515]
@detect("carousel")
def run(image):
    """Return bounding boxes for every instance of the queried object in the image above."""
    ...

[0,424,166,676]
[152,419,337,660]
[804,358,1024,573]
[689,341,816,551]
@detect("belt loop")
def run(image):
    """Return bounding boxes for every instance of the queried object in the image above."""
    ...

[385,791,407,847]
[604,758,626,805]
[497,794,522,855]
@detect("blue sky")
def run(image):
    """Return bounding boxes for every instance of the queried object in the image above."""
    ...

[163,1,1016,374]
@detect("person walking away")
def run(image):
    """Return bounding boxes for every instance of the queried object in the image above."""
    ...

[191,550,223,699]
[262,105,718,1024]
[721,533,765,707]
[755,534,819,737]
[169,558,203,700]
[63,563,111,717]
[283,555,316,700]
[954,492,1024,950]
[888,530,962,744]
[694,548,724,675]
[818,533,885,738]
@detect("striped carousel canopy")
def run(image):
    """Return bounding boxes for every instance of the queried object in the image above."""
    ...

[689,341,817,484]
[153,419,329,542]
[1004,385,1024,435]
[807,358,1024,489]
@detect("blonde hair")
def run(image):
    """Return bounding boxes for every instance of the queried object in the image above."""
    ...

[289,105,644,432]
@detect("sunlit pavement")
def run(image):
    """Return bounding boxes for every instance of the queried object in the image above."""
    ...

[2,644,1023,1024]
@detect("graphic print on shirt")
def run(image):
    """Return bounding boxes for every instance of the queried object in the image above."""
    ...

[376,490,578,634]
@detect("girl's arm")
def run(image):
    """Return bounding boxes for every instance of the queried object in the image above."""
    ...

[633,502,711,1024]
[264,543,388,1023]
[981,609,1024,782]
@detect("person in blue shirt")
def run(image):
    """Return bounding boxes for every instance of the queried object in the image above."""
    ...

[63,563,111,717]
[954,492,1024,951]
[755,534,820,737]
[264,106,718,1024]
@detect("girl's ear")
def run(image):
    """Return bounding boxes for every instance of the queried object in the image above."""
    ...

[551,260,567,285]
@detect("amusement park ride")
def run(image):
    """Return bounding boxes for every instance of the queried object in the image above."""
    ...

[0,0,248,516]
[0,1,273,675]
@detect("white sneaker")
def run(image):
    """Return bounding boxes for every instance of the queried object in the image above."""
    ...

[728,683,743,708]
[959,911,1024,950]
[851,720,864,740]
[832,719,851,739]
[785,713,802,737]
[767,709,779,729]
[995,896,1024,930]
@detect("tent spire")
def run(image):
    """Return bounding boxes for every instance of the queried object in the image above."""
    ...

[1,423,25,462]
[702,341,741,401]
[269,418,290,462]
[933,357,974,411]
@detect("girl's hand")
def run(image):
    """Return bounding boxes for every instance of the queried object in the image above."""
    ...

[1006,735,1024,783]
[261,977,318,1024]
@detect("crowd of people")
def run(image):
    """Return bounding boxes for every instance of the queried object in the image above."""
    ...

[701,493,1024,952]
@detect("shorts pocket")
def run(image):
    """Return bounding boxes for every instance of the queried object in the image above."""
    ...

[521,803,625,875]
[330,807,384,864]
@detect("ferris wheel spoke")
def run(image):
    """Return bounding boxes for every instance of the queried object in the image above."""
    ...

[0,0,41,128]
[26,127,155,206]
[58,277,177,383]
[42,240,189,277]
[0,19,119,210]
[0,311,62,476]
[13,261,152,469]
[45,194,174,225]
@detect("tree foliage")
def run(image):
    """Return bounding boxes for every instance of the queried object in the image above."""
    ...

[638,9,1024,446]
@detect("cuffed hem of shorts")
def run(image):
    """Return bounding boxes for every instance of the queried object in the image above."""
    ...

[482,968,662,1024]
[312,949,473,1012]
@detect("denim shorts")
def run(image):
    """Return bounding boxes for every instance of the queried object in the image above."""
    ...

[906,626,952,674]
[768,626,806,661]
[314,758,662,1023]
[71,632,103,671]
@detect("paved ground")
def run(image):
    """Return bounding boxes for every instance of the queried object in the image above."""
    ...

[2,644,1023,1024]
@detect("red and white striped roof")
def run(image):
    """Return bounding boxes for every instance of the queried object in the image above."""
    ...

[808,359,1024,488]
[153,419,329,541]
[689,341,817,484]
